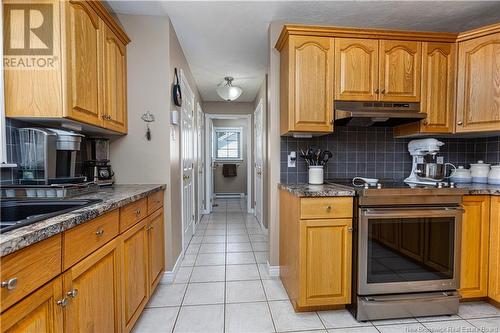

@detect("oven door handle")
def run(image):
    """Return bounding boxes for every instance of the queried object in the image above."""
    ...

[362,292,460,303]
[362,207,464,218]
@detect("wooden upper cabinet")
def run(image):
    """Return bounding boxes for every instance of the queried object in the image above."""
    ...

[335,38,378,101]
[456,32,500,133]
[280,36,334,135]
[379,40,421,102]
[420,42,456,133]
[64,1,102,126]
[4,0,129,134]
[459,196,490,299]
[1,277,63,333]
[63,239,122,333]
[103,23,128,133]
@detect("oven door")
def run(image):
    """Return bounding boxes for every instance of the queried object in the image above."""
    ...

[358,206,462,295]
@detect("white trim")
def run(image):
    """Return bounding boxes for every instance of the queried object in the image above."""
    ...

[253,98,265,230]
[161,252,183,284]
[267,261,280,277]
[204,115,213,214]
[205,113,253,214]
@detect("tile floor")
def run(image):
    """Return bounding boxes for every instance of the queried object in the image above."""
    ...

[133,199,500,333]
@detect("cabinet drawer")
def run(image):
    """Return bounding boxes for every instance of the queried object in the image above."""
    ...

[120,197,148,232]
[1,235,62,311]
[148,190,164,215]
[300,197,353,219]
[63,210,119,270]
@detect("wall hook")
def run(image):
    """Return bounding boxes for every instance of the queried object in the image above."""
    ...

[141,111,155,141]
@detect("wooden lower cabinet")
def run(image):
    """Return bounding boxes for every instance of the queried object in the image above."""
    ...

[148,209,165,293]
[1,277,63,333]
[280,189,353,311]
[489,196,500,303]
[300,219,352,306]
[121,219,149,332]
[63,238,122,333]
[459,196,490,299]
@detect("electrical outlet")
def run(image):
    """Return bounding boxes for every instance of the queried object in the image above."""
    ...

[288,151,296,168]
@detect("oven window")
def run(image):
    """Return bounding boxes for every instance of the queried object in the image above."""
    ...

[367,217,455,283]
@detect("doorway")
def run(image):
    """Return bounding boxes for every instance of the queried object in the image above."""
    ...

[205,114,252,214]
[180,71,195,251]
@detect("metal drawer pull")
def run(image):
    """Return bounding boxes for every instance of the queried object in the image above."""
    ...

[67,289,78,298]
[135,208,141,216]
[146,225,154,231]
[326,206,332,211]
[1,278,18,290]
[95,228,104,237]
[56,298,68,307]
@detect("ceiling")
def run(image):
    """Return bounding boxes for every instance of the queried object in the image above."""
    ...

[108,1,500,102]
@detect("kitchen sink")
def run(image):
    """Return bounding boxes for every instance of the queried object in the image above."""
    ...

[0,199,102,233]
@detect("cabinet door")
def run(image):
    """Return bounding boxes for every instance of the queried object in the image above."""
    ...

[299,219,352,306]
[103,23,128,133]
[379,40,421,102]
[1,277,63,333]
[63,239,122,333]
[121,219,149,332]
[489,196,500,303]
[335,38,378,101]
[459,196,490,299]
[420,42,455,133]
[64,1,102,126]
[456,33,500,133]
[288,36,334,133]
[148,209,165,294]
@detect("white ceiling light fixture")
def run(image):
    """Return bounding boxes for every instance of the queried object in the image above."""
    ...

[216,77,243,102]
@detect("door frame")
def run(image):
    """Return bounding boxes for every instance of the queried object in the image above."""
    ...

[179,70,196,252]
[253,98,265,228]
[196,102,205,220]
[204,113,253,214]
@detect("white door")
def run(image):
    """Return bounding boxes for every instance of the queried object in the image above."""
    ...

[254,100,264,225]
[196,103,204,220]
[181,72,195,251]
[205,117,214,213]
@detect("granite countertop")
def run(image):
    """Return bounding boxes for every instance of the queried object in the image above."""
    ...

[455,183,500,196]
[0,184,166,257]
[278,183,356,197]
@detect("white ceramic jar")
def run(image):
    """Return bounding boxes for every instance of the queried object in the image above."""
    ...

[488,165,500,185]
[308,166,324,185]
[450,166,472,183]
[470,160,491,183]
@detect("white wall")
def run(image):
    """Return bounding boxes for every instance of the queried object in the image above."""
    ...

[109,14,175,270]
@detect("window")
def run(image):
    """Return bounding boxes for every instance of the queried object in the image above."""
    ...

[214,127,242,160]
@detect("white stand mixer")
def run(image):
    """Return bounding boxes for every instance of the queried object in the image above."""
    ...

[405,138,456,185]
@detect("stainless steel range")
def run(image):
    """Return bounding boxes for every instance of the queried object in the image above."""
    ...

[325,179,468,321]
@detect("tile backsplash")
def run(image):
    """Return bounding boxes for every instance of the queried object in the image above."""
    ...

[281,126,500,184]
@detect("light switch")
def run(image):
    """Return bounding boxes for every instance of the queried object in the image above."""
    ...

[288,151,296,168]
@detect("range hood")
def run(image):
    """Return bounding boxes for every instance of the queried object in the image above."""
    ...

[334,101,426,127]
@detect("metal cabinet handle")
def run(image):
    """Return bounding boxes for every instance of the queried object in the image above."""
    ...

[1,278,18,290]
[375,89,380,94]
[423,120,429,125]
[56,298,68,307]
[67,289,78,298]
[381,89,386,94]
[457,121,463,125]
[347,227,353,232]
[135,208,141,216]
[326,206,332,211]
[146,225,154,231]
[95,228,104,237]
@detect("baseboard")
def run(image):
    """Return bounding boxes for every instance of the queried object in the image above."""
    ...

[267,261,280,277]
[214,193,245,199]
[161,251,183,284]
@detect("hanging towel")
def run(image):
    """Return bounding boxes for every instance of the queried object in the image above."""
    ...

[222,164,237,177]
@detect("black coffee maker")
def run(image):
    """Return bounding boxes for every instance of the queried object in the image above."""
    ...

[82,138,114,186]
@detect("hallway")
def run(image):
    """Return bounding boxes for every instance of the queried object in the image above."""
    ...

[132,199,500,333]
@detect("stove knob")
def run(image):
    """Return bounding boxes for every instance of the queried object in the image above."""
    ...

[437,182,443,188]
[376,183,382,189]
[449,182,455,188]
[364,183,369,189]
